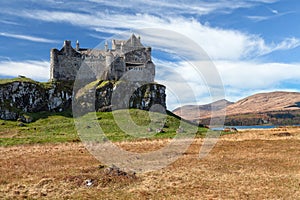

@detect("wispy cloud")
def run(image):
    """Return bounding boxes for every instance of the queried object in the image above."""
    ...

[0,32,57,43]
[87,0,278,16]
[0,60,50,81]
[15,10,300,60]
[246,15,271,22]
[247,10,295,22]
[0,19,20,26]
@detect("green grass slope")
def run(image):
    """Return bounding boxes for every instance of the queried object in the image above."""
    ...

[0,109,207,147]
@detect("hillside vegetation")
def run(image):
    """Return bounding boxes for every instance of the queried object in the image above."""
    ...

[0,109,207,146]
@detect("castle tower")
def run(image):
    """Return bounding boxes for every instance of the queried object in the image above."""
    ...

[112,40,116,50]
[146,47,152,61]
[49,48,58,81]
[105,50,114,80]
[63,40,72,55]
[105,41,108,52]
[76,40,79,51]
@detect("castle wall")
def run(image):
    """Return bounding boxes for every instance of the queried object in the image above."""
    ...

[50,35,155,82]
[50,41,83,81]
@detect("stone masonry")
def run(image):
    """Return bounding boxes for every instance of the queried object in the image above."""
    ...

[50,34,155,82]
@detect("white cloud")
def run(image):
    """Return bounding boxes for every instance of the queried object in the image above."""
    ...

[154,58,300,109]
[154,58,225,110]
[5,0,299,110]
[0,32,58,43]
[215,60,300,102]
[0,60,50,81]
[215,61,300,89]
[246,15,272,22]
[247,10,295,22]
[16,10,300,61]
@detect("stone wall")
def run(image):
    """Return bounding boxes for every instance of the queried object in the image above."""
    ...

[50,41,83,81]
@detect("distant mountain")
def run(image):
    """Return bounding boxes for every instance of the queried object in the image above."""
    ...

[173,99,233,121]
[173,91,300,126]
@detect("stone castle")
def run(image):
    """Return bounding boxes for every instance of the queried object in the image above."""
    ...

[50,34,155,82]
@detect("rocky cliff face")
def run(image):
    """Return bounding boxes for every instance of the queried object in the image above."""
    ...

[73,80,166,114]
[0,78,166,121]
[0,79,73,120]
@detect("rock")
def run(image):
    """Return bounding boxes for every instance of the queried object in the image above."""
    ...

[85,179,93,187]
[35,178,53,188]
[20,115,33,123]
[176,126,184,133]
[0,80,166,120]
[273,132,291,137]
[98,164,105,169]
[105,164,136,179]
[156,128,164,133]
[0,109,18,120]
[223,127,238,133]
[18,123,25,127]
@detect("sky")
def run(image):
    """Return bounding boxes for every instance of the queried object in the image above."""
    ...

[0,0,300,110]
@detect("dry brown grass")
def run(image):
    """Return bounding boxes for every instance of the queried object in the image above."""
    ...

[1,128,300,199]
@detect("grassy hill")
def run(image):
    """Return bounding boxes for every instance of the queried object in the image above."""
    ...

[0,109,207,146]
[174,91,300,126]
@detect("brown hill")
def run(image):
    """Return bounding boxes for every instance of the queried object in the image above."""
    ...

[173,99,233,121]
[173,91,300,125]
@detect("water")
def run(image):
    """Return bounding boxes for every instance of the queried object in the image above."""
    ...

[227,125,276,130]
[210,125,300,131]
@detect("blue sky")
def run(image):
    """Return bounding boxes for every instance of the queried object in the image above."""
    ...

[0,0,300,109]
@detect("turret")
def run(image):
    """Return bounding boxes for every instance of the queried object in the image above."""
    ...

[105,50,114,67]
[121,42,124,51]
[50,48,59,81]
[112,40,116,50]
[105,41,108,51]
[76,40,79,51]
[146,47,152,60]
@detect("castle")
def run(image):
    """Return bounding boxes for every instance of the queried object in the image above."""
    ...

[50,34,155,82]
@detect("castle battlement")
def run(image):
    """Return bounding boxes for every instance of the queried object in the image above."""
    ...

[50,34,155,82]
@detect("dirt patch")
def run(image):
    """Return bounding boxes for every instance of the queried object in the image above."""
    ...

[273,132,292,137]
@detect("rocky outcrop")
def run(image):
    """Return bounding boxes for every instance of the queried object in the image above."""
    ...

[0,79,73,120]
[0,78,166,121]
[73,80,166,113]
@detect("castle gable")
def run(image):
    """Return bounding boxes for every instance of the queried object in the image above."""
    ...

[123,34,144,49]
[58,40,81,57]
